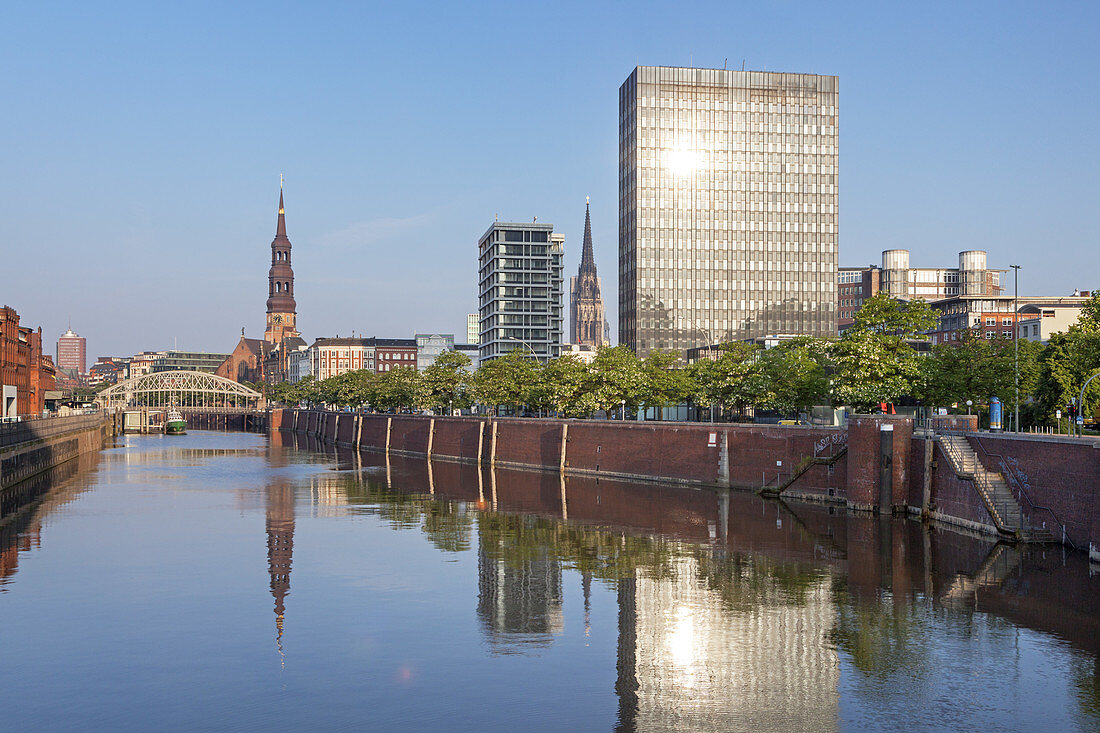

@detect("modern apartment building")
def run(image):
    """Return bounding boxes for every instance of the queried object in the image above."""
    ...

[619,66,839,356]
[478,221,564,363]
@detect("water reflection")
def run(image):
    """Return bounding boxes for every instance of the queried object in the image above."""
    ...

[0,451,102,588]
[0,430,1096,731]
[282,429,1099,732]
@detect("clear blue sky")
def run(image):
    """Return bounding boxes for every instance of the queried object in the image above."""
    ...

[2,0,1097,358]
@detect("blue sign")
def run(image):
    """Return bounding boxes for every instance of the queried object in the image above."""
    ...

[990,397,1002,431]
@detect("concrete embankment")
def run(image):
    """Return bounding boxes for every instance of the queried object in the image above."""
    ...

[0,414,114,507]
[272,409,1100,559]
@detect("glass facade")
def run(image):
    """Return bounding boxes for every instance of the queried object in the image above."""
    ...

[478,223,564,362]
[619,66,839,356]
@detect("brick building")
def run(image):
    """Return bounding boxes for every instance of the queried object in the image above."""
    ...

[1,306,57,416]
[307,337,418,381]
[216,335,275,384]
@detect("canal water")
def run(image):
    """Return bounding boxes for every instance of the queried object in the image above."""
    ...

[0,430,1097,732]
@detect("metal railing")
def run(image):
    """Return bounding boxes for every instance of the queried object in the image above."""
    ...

[0,413,106,449]
[971,436,1071,548]
[937,435,1015,532]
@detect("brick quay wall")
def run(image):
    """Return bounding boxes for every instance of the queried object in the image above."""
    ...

[271,409,1100,560]
[1,414,113,511]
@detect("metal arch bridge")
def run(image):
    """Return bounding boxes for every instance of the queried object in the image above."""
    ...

[97,370,263,409]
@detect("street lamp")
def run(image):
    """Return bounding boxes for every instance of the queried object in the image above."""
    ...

[1010,264,1021,432]
[677,315,718,423]
[966,399,972,416]
[504,336,544,365]
[1077,369,1100,438]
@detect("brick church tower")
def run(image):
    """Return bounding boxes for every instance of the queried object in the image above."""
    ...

[264,183,299,344]
[569,199,607,347]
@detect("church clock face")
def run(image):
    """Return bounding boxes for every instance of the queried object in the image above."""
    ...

[272,314,283,324]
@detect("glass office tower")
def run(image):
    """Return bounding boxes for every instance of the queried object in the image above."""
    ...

[619,66,839,356]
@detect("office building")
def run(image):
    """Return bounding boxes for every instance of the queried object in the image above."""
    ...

[929,293,1091,345]
[466,314,480,345]
[619,66,839,356]
[1016,302,1087,344]
[56,327,86,375]
[569,200,608,348]
[150,350,231,373]
[839,250,1005,329]
[478,221,564,362]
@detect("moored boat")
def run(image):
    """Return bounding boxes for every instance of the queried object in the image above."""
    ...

[165,409,187,435]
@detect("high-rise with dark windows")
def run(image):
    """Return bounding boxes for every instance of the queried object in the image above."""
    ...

[619,66,839,356]
[478,221,564,363]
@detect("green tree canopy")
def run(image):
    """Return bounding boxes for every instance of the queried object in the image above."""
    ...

[471,349,539,414]
[588,346,646,416]
[423,350,472,413]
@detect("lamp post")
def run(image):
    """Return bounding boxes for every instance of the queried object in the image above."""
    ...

[504,336,544,365]
[677,315,717,423]
[1078,369,1100,438]
[966,399,972,416]
[1010,264,1020,432]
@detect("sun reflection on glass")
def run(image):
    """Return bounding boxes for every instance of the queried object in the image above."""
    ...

[666,148,697,177]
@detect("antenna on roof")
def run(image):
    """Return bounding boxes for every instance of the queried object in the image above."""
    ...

[741,59,746,71]
[533,216,537,222]
[724,58,727,70]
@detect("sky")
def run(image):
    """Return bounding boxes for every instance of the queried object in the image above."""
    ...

[2,0,1097,359]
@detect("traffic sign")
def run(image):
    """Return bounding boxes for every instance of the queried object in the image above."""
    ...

[1077,416,1085,426]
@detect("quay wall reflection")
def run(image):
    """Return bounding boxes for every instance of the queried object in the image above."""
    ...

[271,430,1100,729]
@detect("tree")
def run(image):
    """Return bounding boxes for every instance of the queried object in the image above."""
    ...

[1076,291,1100,333]
[1034,329,1100,425]
[470,349,539,415]
[689,342,763,418]
[847,292,939,339]
[422,350,472,413]
[639,350,693,420]
[830,293,938,410]
[757,337,830,416]
[537,355,597,417]
[588,346,646,417]
[372,366,427,412]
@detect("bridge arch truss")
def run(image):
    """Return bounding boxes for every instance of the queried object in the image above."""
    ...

[97,370,263,409]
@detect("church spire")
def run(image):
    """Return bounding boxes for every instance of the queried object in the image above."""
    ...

[276,178,287,238]
[580,197,595,270]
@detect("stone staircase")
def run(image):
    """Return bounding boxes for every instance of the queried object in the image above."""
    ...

[938,435,1056,543]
